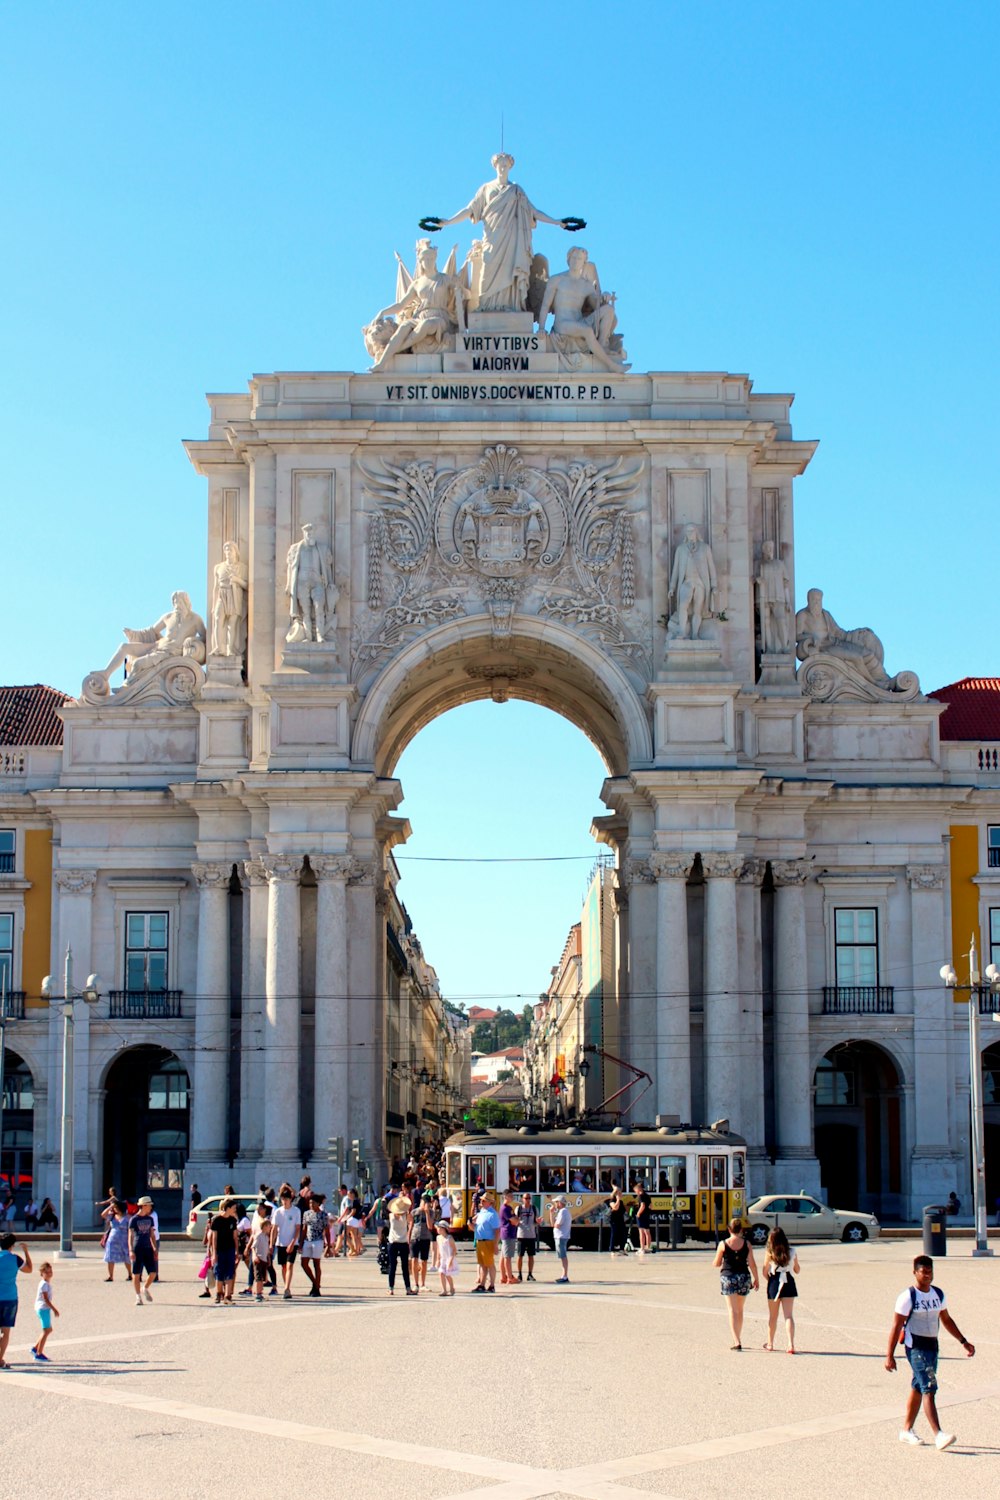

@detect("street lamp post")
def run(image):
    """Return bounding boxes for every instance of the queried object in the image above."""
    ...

[41,947,100,1258]
[940,934,997,1258]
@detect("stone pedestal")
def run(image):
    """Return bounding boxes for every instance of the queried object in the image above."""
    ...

[756,650,799,694]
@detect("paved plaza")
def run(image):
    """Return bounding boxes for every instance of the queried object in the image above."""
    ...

[1,1237,997,1499]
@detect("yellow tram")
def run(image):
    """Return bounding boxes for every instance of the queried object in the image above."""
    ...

[445,1122,747,1243]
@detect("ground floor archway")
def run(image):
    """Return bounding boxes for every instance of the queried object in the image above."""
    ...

[1,1049,34,1205]
[983,1040,1000,1217]
[814,1040,903,1220]
[103,1046,190,1229]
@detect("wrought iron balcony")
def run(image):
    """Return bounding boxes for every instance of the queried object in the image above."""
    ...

[977,989,1000,1018]
[108,989,182,1019]
[822,986,894,1015]
[988,845,1000,868]
[0,852,14,873]
[0,990,26,1019]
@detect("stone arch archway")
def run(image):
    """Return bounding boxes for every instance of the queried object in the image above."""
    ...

[813,1039,903,1220]
[352,614,653,776]
[1,1049,35,1202]
[102,1045,190,1227]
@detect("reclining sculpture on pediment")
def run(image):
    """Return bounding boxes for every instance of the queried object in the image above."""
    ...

[80,591,207,706]
[794,588,921,703]
[363,239,467,371]
[535,247,628,374]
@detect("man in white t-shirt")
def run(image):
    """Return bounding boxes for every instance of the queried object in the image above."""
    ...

[885,1253,975,1450]
[549,1196,572,1284]
[271,1188,302,1299]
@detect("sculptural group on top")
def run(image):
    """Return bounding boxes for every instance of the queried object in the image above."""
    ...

[363,153,628,374]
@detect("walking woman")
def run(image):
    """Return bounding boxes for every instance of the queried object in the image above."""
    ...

[101,1200,131,1282]
[386,1192,416,1296]
[606,1186,626,1256]
[762,1227,800,1353]
[712,1217,759,1350]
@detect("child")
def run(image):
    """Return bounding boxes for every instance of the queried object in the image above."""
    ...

[251,1203,274,1302]
[32,1262,59,1361]
[436,1220,457,1297]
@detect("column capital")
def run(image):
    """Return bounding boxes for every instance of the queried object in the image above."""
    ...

[54,869,97,893]
[701,852,742,880]
[260,853,302,883]
[907,864,947,891]
[311,854,354,882]
[622,856,656,887]
[191,861,232,890]
[771,858,809,887]
[242,856,270,888]
[650,851,695,881]
[346,856,378,887]
[737,857,767,886]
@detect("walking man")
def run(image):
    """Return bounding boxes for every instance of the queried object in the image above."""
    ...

[516,1192,538,1282]
[549,1195,572,1284]
[471,1192,500,1293]
[271,1187,301,1299]
[128,1196,159,1306]
[886,1254,975,1450]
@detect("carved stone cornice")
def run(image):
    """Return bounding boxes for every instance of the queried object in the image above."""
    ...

[771,858,809,887]
[737,858,767,887]
[649,852,694,881]
[701,852,742,880]
[54,870,97,894]
[259,853,303,884]
[311,855,354,883]
[242,857,269,888]
[907,864,947,891]
[191,861,232,890]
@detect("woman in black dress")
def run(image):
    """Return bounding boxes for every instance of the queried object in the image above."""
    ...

[712,1216,759,1349]
[606,1186,626,1255]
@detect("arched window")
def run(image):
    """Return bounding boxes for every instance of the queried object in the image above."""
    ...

[148,1059,188,1111]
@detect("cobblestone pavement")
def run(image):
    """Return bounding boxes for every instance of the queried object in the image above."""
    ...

[1,1239,997,1499]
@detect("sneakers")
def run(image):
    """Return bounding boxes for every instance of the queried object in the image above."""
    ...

[135,1294,143,1305]
[935,1432,956,1451]
[239,1288,253,1297]
[526,1273,536,1282]
[516,1273,523,1282]
[31,1349,48,1362]
[144,1289,153,1302]
[268,1287,278,1296]
[899,1430,922,1446]
[283,1289,292,1300]
[486,1285,495,1293]
[471,1285,485,1293]
[555,1276,570,1284]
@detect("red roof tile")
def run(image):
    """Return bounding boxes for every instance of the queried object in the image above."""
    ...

[0,685,71,746]
[928,678,1000,741]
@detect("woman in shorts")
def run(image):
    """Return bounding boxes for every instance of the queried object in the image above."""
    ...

[762,1226,800,1353]
[712,1216,759,1350]
[299,1194,330,1298]
[409,1191,434,1289]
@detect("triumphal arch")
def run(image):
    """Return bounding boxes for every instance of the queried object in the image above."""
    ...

[49,153,956,1212]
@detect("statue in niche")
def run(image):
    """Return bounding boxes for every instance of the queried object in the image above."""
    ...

[666,524,718,640]
[424,152,583,313]
[286,522,338,644]
[536,247,628,373]
[795,588,895,687]
[755,539,792,653]
[211,540,248,657]
[364,239,466,371]
[92,591,206,686]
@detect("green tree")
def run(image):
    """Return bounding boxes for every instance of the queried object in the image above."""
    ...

[470,1098,520,1130]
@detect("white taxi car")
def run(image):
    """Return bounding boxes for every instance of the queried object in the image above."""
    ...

[745,1194,880,1244]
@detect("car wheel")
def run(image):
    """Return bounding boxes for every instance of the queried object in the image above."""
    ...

[842,1222,868,1243]
[748,1223,769,1247]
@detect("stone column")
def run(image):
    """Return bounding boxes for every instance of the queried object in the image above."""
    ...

[737,859,767,1165]
[622,856,658,1098]
[238,857,268,1160]
[702,854,742,1130]
[261,854,302,1164]
[650,853,693,1120]
[906,865,957,1213]
[772,859,819,1190]
[189,862,232,1164]
[51,870,97,1226]
[311,856,351,1162]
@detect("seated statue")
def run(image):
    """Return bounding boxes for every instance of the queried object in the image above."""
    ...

[363,240,465,371]
[536,246,628,374]
[795,588,892,686]
[92,591,206,689]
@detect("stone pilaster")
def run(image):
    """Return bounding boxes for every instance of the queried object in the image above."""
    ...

[50,870,98,1225]
[189,862,232,1165]
[311,855,352,1162]
[650,852,694,1120]
[238,857,268,1159]
[701,853,742,1130]
[771,859,820,1192]
[261,854,302,1164]
[906,864,959,1212]
[737,858,767,1162]
[620,856,658,1095]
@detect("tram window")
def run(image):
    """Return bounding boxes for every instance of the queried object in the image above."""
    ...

[569,1156,596,1191]
[468,1155,484,1189]
[539,1156,567,1192]
[628,1155,654,1190]
[484,1156,496,1189]
[657,1156,687,1192]
[446,1152,463,1189]
[699,1158,710,1189]
[711,1157,727,1188]
[732,1152,745,1188]
[509,1156,538,1192]
[599,1156,625,1191]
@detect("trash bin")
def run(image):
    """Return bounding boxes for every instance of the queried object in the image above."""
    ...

[922,1205,947,1257]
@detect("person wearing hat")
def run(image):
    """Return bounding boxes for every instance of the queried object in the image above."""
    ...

[548,1196,572,1284]
[128,1196,159,1306]
[471,1192,501,1293]
[386,1191,416,1296]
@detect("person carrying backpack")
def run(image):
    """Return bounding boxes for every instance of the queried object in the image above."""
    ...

[885,1253,975,1450]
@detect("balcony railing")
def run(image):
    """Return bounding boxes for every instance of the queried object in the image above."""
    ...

[822,986,894,1015]
[978,989,1000,1018]
[108,990,182,1019]
[0,991,26,1020]
[0,852,14,873]
[988,846,1000,868]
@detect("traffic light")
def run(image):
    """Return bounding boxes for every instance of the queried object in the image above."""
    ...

[328,1136,344,1171]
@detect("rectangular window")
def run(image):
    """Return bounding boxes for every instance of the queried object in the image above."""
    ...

[988,826,1000,869]
[815,1061,855,1105]
[539,1156,566,1192]
[0,831,13,875]
[711,1156,727,1188]
[990,908,1000,972]
[446,1151,463,1190]
[0,912,13,992]
[568,1156,596,1191]
[125,912,168,991]
[598,1155,625,1192]
[657,1156,688,1192]
[509,1155,537,1192]
[834,908,878,985]
[628,1155,654,1190]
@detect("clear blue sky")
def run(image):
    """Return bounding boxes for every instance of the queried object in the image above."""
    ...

[2,2,997,1005]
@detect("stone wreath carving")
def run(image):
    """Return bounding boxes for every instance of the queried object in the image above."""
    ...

[353,444,648,681]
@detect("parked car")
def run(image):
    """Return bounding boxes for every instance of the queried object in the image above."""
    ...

[185,1192,260,1240]
[745,1194,880,1244]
